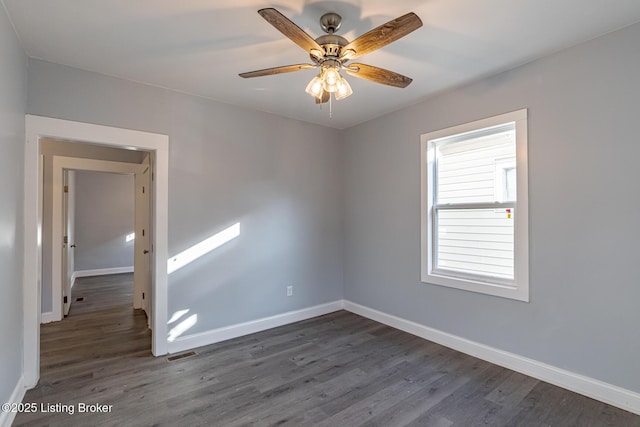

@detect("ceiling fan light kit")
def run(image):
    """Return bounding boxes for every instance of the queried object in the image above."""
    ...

[305,60,353,100]
[240,8,422,116]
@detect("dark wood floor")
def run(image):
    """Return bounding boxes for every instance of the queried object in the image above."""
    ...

[15,274,640,426]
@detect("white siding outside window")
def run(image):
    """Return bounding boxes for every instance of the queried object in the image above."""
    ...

[420,110,529,301]
[436,208,514,279]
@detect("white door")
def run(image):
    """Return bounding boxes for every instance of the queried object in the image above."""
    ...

[61,170,74,316]
[134,154,152,323]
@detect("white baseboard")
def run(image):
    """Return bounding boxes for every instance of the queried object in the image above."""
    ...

[40,311,56,324]
[0,375,26,427]
[343,300,640,416]
[167,300,343,354]
[74,266,134,278]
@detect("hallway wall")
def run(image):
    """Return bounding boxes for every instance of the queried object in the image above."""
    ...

[74,171,135,273]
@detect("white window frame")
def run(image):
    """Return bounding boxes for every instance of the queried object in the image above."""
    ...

[494,158,516,202]
[420,109,529,302]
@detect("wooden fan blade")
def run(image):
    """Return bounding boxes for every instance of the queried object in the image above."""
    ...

[345,63,413,88]
[315,90,330,104]
[341,12,422,60]
[239,64,315,78]
[258,8,323,57]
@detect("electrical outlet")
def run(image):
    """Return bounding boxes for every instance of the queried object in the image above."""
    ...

[287,285,293,297]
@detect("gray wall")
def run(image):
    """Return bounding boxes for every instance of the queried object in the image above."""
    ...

[40,139,145,312]
[74,171,134,272]
[28,59,344,334]
[343,22,640,393]
[0,3,26,408]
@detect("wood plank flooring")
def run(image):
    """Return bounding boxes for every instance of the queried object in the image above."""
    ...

[15,273,640,426]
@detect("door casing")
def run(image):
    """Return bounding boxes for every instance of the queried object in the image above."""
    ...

[24,115,169,388]
[134,153,152,321]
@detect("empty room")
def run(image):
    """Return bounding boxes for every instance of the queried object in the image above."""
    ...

[1,1,640,426]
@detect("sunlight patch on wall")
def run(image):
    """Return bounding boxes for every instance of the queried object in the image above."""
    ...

[167,222,240,274]
[126,232,135,242]
[168,309,190,325]
[167,314,198,342]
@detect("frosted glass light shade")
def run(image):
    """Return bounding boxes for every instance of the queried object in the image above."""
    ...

[305,75,324,99]
[334,76,353,100]
[324,68,340,86]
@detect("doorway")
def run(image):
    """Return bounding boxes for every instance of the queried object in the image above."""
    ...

[24,115,169,388]
[51,157,151,323]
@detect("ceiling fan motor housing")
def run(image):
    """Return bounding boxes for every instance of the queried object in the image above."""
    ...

[313,34,349,63]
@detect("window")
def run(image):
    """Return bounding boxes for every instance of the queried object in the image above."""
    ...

[420,109,529,301]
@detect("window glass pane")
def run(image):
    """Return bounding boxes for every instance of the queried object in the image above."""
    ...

[436,126,516,204]
[436,208,514,279]
[504,167,517,201]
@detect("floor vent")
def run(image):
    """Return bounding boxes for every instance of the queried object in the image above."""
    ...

[167,351,197,362]
[75,297,85,302]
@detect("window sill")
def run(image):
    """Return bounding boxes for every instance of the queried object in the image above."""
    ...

[421,271,529,302]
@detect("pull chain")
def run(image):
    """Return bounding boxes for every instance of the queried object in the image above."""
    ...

[316,94,334,120]
[329,93,333,119]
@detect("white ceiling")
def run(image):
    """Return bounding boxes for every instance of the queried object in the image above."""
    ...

[4,0,640,129]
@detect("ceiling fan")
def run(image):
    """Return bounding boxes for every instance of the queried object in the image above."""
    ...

[239,8,423,106]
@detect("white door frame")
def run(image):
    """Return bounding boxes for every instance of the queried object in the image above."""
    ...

[24,115,169,388]
[51,156,144,322]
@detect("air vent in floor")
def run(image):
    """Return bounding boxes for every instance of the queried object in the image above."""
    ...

[167,351,197,362]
